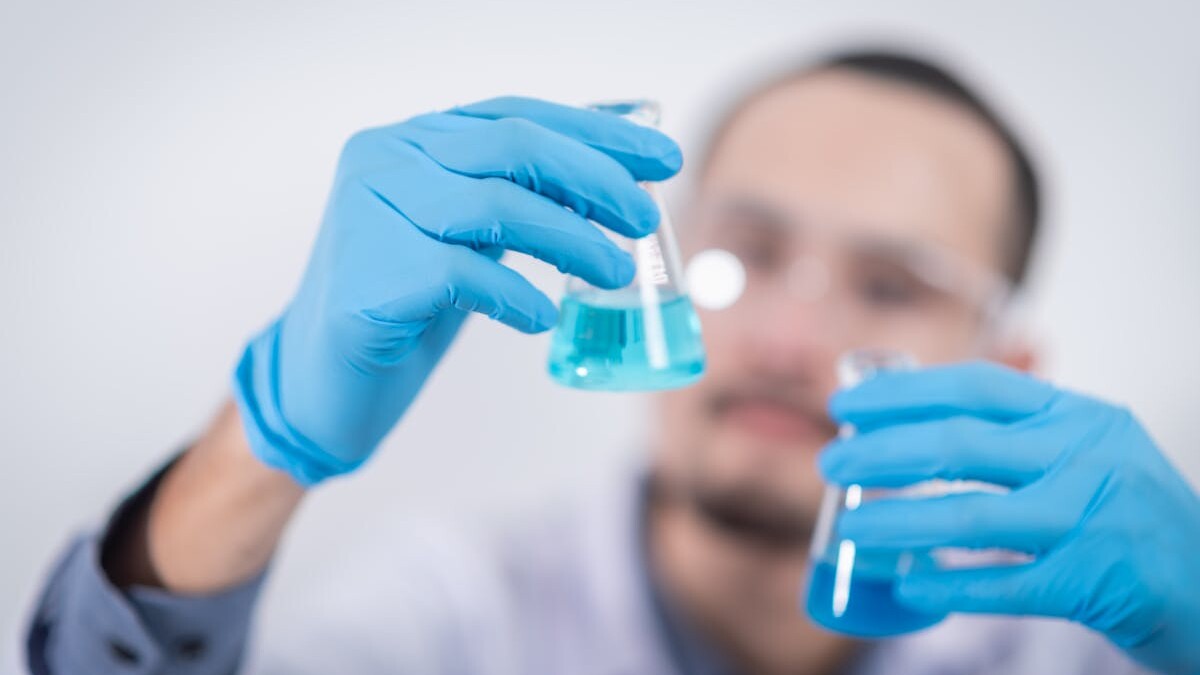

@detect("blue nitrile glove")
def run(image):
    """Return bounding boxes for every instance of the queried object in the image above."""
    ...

[232,96,683,486]
[818,361,1200,674]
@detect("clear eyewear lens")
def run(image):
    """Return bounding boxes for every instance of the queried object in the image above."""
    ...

[686,245,1011,349]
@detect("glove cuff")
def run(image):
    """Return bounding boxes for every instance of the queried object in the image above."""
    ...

[231,320,356,487]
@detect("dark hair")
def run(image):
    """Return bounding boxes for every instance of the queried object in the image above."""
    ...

[702,49,1042,287]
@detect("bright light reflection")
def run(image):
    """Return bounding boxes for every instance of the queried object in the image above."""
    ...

[685,248,745,310]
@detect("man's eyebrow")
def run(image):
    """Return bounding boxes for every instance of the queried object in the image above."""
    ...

[849,235,932,263]
[710,197,795,234]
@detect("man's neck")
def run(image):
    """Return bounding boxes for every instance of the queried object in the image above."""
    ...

[646,489,859,675]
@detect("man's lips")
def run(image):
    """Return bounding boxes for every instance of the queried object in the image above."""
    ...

[719,400,837,443]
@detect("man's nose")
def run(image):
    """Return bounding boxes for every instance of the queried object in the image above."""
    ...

[740,283,845,374]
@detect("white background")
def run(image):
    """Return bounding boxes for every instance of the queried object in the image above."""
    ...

[2,0,1198,662]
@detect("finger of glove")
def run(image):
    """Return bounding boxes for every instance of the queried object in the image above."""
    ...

[367,245,559,334]
[362,170,635,289]
[836,490,1071,554]
[894,563,1070,619]
[450,96,683,181]
[396,114,660,238]
[818,415,1057,489]
[477,245,505,261]
[830,361,1059,428]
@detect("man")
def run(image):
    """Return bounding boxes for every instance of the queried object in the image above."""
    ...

[26,49,1200,674]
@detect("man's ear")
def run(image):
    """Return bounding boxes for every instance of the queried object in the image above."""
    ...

[982,293,1040,375]
[989,338,1039,375]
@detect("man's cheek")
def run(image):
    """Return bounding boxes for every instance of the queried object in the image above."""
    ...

[657,386,709,441]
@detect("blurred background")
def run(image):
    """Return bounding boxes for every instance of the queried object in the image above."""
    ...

[2,0,1197,665]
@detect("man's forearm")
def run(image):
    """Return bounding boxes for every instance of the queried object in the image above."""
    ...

[106,399,305,593]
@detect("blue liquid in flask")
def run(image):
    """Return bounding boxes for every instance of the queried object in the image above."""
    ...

[806,551,945,638]
[547,290,705,391]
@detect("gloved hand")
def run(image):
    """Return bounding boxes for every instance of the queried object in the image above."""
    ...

[818,361,1200,674]
[232,96,682,486]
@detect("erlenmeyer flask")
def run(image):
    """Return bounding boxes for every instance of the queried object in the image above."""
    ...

[547,100,706,391]
[805,349,947,637]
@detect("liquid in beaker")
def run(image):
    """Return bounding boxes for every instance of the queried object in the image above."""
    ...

[547,288,704,390]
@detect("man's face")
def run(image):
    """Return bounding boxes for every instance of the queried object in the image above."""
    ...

[654,69,1015,543]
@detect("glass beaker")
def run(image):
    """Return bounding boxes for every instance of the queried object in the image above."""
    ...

[805,349,947,637]
[547,100,706,391]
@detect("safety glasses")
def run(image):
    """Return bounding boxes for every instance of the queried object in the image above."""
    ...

[681,195,1013,357]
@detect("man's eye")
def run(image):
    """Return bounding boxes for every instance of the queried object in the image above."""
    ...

[727,240,780,270]
[859,275,923,307]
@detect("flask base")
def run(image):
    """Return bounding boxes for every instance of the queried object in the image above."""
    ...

[806,560,946,638]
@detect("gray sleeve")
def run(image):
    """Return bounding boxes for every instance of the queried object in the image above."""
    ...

[25,466,267,675]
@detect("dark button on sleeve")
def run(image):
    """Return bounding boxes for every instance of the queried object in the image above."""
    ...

[107,638,142,666]
[176,635,207,661]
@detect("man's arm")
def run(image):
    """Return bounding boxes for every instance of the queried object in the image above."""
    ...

[106,400,304,594]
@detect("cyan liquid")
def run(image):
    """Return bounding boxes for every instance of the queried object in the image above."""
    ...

[806,555,946,638]
[547,292,705,391]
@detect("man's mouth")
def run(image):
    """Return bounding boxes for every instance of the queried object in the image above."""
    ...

[713,397,838,444]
